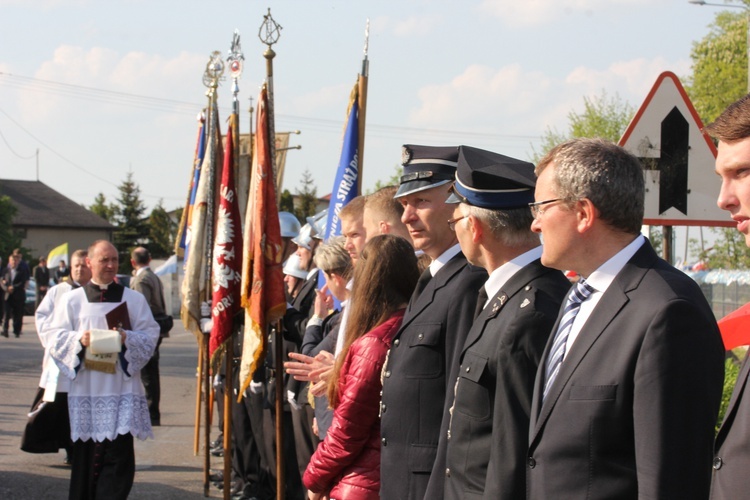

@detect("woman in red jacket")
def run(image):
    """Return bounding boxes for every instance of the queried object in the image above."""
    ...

[303,234,419,500]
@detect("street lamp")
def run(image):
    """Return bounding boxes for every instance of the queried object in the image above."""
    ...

[689,0,750,92]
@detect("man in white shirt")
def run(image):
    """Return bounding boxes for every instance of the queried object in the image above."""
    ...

[526,137,724,499]
[25,249,91,463]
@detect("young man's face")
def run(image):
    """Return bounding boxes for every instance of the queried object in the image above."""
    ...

[717,137,750,247]
[341,216,366,265]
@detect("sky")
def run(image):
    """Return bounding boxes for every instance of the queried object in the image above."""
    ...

[0,0,736,216]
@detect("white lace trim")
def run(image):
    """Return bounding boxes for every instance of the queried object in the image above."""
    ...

[69,393,153,442]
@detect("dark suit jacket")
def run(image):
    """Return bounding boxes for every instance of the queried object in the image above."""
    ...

[527,241,725,499]
[33,266,50,295]
[380,252,487,500]
[266,270,318,409]
[711,352,750,499]
[2,264,30,303]
[444,259,569,500]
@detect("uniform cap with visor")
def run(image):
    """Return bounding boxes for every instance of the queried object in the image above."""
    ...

[394,144,459,198]
[445,145,536,209]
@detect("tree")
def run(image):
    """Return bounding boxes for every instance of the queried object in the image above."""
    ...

[89,192,116,223]
[294,169,319,220]
[148,200,176,259]
[686,4,750,268]
[280,189,296,217]
[693,227,750,269]
[532,90,635,162]
[687,8,748,125]
[370,165,402,194]
[0,195,22,259]
[112,172,148,274]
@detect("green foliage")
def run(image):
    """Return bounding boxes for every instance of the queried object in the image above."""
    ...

[369,165,402,194]
[694,227,750,269]
[0,195,22,259]
[148,200,176,259]
[89,192,116,223]
[532,90,635,162]
[294,169,319,220]
[112,172,148,274]
[687,10,748,125]
[718,354,742,433]
[648,226,663,257]
[280,189,296,217]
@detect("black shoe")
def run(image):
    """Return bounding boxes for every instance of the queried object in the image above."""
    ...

[209,471,223,482]
[215,480,241,492]
[210,447,224,457]
[14,332,20,338]
[210,436,223,449]
[1,330,7,338]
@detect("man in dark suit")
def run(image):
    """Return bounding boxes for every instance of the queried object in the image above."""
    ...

[2,252,30,337]
[33,256,51,310]
[380,145,487,500]
[526,138,724,499]
[442,146,569,499]
[130,247,168,426]
[709,93,750,499]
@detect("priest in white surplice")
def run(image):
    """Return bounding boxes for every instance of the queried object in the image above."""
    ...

[50,240,159,500]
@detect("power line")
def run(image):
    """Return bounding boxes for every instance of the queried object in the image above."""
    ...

[0,72,542,143]
[0,107,117,187]
[0,125,36,159]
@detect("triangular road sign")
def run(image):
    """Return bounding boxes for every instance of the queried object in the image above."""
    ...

[619,71,732,227]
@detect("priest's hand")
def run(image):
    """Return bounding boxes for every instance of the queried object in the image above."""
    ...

[81,330,91,347]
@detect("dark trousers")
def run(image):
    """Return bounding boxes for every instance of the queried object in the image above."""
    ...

[262,406,304,500]
[229,367,272,498]
[3,291,24,334]
[141,337,162,424]
[69,433,135,500]
[291,399,319,484]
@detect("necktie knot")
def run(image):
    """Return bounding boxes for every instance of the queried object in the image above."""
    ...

[569,279,594,305]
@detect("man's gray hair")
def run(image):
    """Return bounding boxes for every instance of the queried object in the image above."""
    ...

[464,204,539,247]
[536,138,644,235]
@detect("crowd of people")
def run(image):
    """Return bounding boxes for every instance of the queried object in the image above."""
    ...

[8,92,750,499]
[207,94,750,500]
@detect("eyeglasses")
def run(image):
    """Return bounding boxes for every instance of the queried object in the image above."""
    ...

[447,215,467,231]
[529,198,563,219]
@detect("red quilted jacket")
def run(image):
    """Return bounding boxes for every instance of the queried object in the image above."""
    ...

[303,309,405,499]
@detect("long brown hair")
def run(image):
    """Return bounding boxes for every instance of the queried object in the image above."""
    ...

[327,234,419,406]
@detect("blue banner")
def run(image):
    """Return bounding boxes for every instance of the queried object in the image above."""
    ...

[325,99,359,240]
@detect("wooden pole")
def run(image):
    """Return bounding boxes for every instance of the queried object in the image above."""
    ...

[357,19,369,195]
[223,340,233,499]
[193,345,203,456]
[203,333,211,496]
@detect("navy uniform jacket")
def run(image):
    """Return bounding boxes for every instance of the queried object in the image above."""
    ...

[527,241,724,499]
[711,351,750,499]
[444,259,568,500]
[380,252,486,500]
[266,270,318,409]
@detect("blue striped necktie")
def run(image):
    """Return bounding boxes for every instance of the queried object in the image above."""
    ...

[543,279,594,401]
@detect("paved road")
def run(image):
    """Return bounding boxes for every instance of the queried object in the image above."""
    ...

[0,315,226,499]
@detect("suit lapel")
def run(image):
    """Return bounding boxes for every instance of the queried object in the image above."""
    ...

[399,253,468,331]
[462,260,550,355]
[716,351,750,446]
[530,242,657,445]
